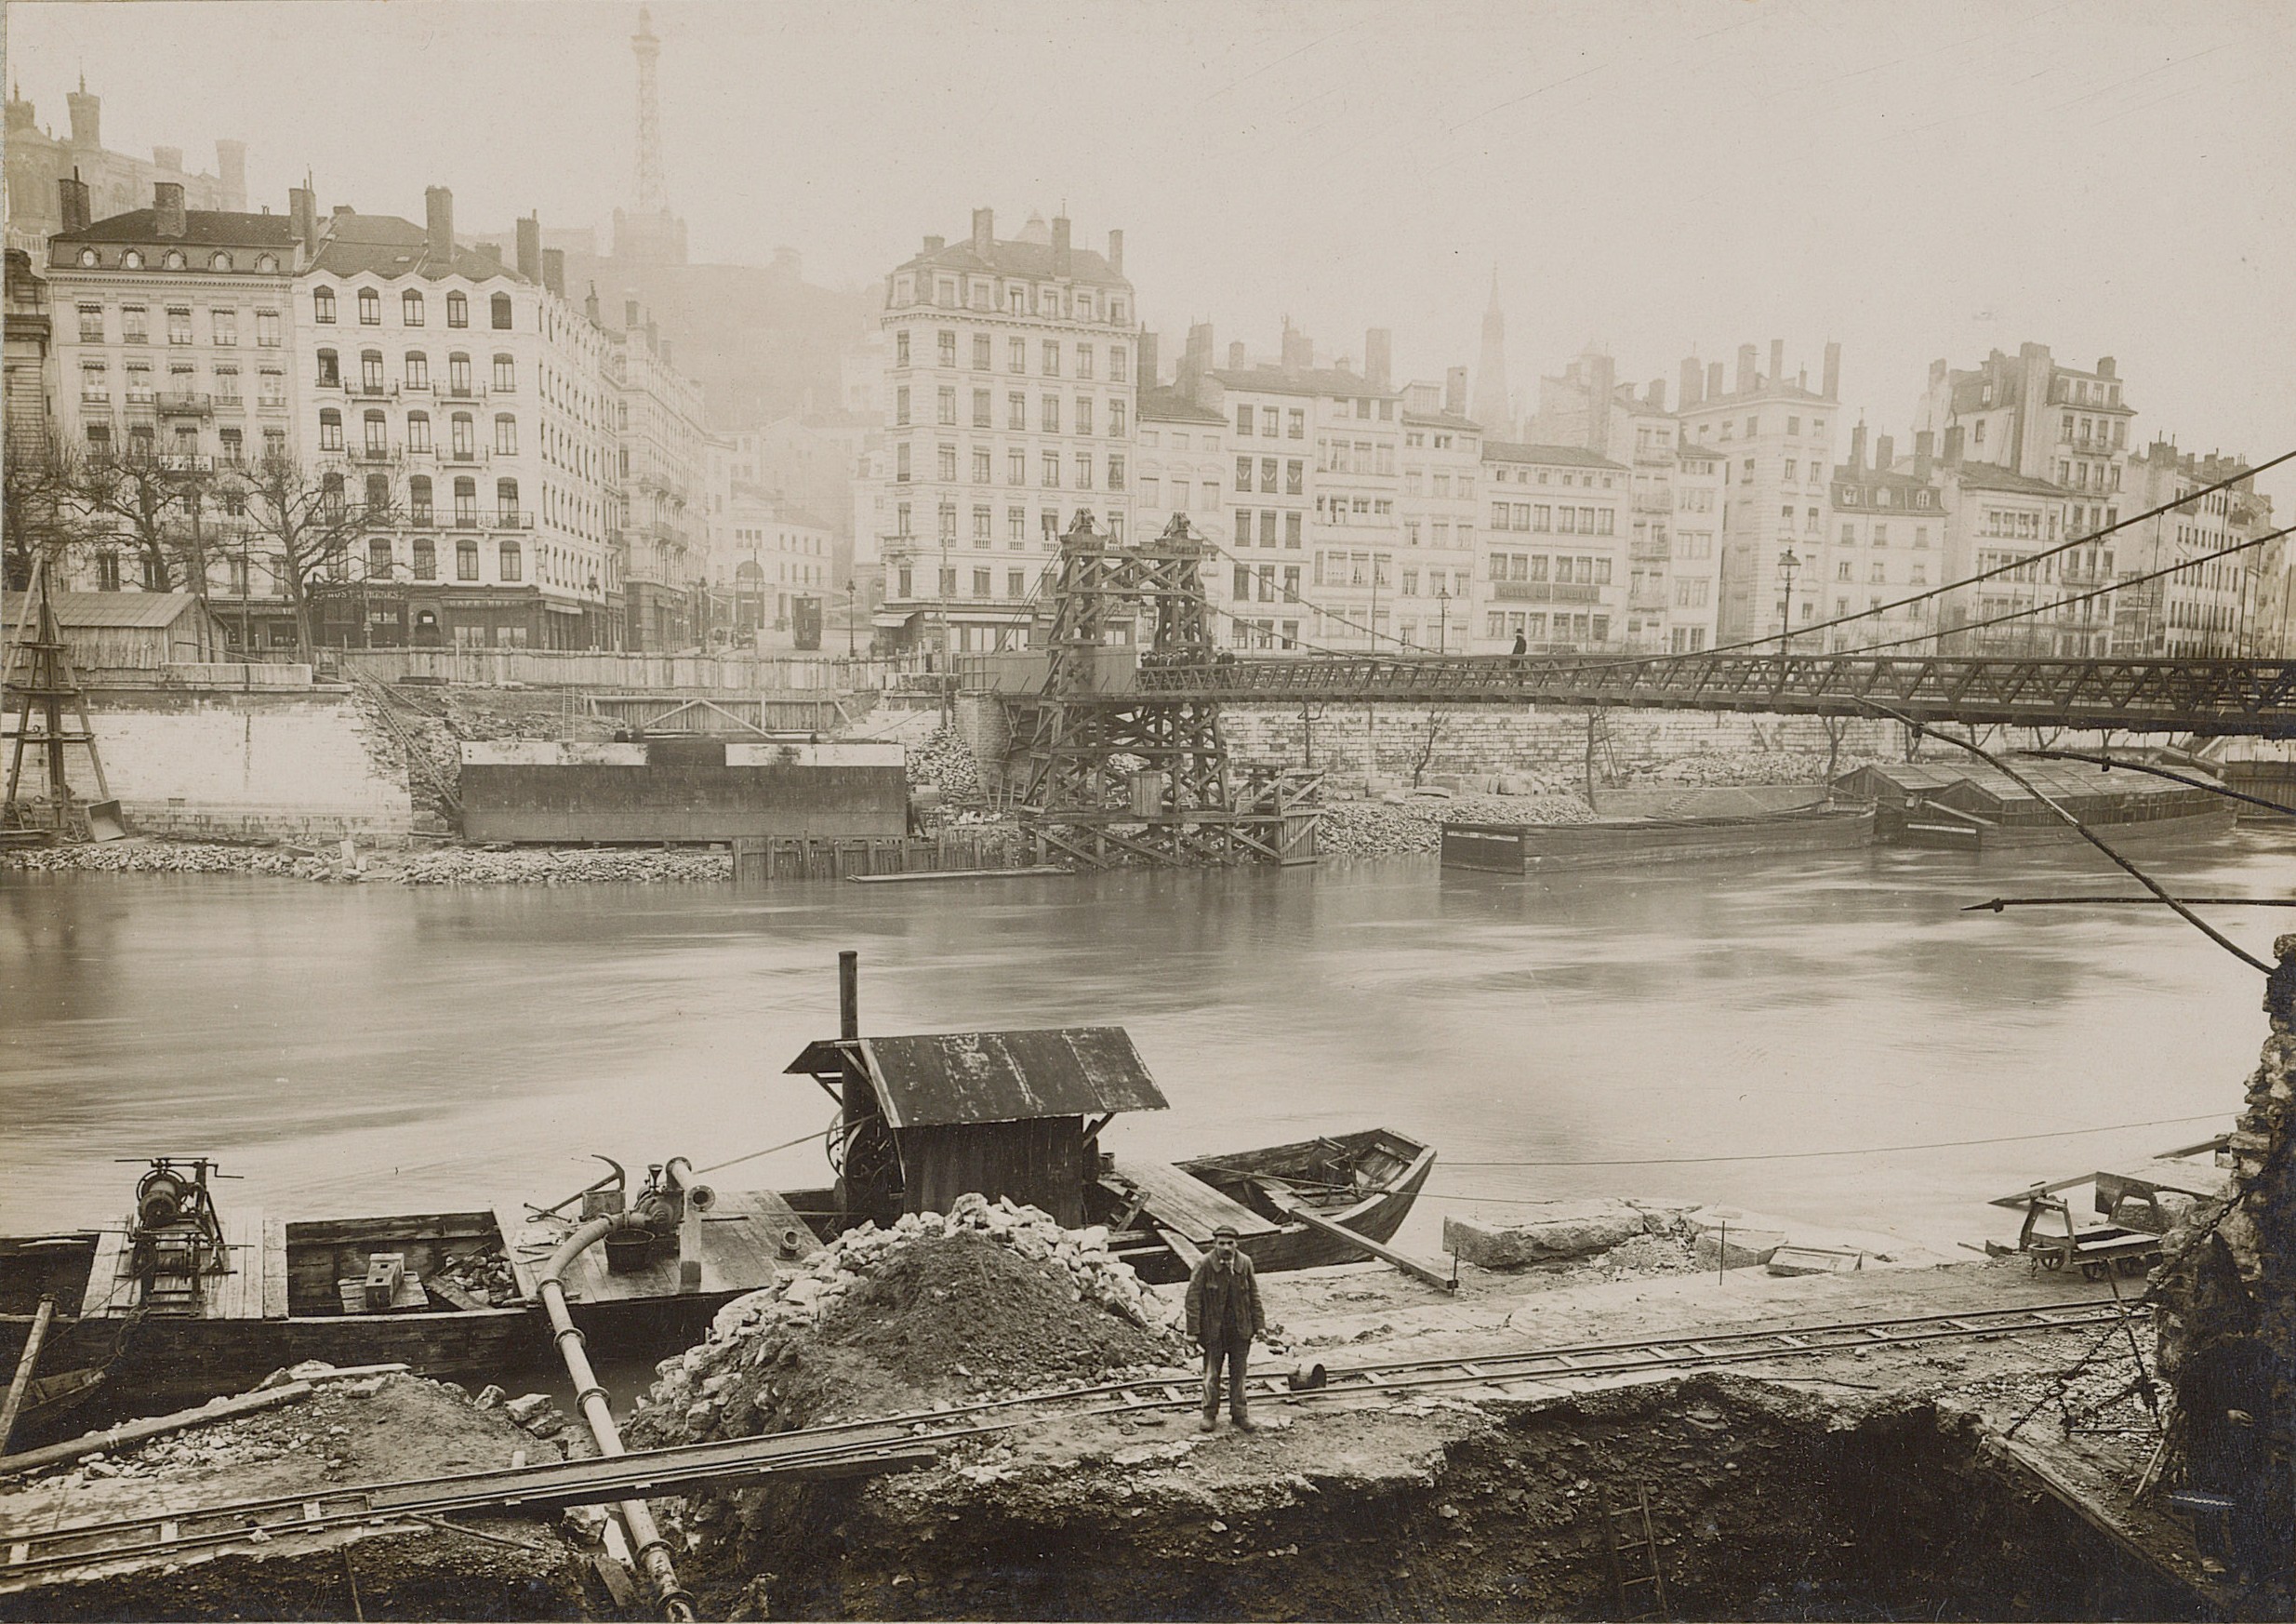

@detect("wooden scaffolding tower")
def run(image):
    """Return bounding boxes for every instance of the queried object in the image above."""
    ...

[1003,512,1319,868]
[3,559,123,842]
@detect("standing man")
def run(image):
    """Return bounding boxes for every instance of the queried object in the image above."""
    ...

[1184,1223,1265,1432]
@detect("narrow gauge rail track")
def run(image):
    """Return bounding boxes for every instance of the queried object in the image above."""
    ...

[4,1298,2142,1582]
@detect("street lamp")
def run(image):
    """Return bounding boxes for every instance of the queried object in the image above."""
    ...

[1776,546,1801,661]
[845,577,857,659]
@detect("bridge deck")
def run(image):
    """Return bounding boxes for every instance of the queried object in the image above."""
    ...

[986,654,2296,737]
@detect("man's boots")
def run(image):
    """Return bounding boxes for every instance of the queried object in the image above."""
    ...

[1231,1411,1257,1433]
[1199,1410,1219,1433]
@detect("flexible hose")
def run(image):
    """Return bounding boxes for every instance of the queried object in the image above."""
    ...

[537,1215,696,1621]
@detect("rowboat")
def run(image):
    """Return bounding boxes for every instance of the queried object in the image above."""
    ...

[1094,1128,1437,1285]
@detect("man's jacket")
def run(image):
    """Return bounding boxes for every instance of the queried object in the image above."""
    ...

[1185,1250,1266,1344]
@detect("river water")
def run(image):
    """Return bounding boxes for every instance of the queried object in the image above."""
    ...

[4,832,2290,1257]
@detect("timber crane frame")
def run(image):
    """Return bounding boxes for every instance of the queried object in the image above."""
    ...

[1003,512,1318,868]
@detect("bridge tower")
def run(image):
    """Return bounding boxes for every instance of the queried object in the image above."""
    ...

[1002,512,1317,867]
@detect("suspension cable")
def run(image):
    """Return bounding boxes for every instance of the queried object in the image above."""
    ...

[2015,748,2296,822]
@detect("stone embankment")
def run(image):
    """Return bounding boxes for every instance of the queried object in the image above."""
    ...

[2,839,735,885]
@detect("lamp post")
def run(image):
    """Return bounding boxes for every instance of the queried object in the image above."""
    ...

[1775,545,1801,663]
[845,576,856,659]
[1437,586,1449,656]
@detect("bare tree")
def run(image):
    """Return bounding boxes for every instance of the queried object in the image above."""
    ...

[240,457,394,662]
[2,441,109,592]
[1410,706,1445,789]
[65,446,221,595]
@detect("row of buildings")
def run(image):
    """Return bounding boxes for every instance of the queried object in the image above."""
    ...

[862,213,2277,660]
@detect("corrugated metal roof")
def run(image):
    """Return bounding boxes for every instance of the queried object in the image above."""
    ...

[787,1028,1168,1128]
[44,591,211,629]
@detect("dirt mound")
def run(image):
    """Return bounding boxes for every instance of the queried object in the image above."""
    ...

[628,1196,1192,1449]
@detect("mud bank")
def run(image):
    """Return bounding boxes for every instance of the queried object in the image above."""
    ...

[703,1377,2203,1622]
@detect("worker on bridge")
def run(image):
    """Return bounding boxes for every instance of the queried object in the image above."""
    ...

[1185,1224,1265,1432]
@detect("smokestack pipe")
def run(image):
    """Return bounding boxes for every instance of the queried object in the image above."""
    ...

[839,951,859,1040]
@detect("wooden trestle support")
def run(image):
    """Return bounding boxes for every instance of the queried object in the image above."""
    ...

[1002,512,1321,869]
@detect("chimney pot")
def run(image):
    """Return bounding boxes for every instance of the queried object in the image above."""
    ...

[1706,360,1724,401]
[625,298,641,327]
[1647,378,1666,411]
[153,180,187,240]
[2096,355,2116,379]
[1943,424,1965,468]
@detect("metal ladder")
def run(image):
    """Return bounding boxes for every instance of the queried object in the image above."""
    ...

[1599,1482,1668,1620]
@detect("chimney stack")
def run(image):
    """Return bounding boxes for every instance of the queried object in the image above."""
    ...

[625,297,641,329]
[476,242,502,264]
[1107,228,1122,277]
[1680,356,1704,409]
[1849,422,1867,473]
[922,234,944,253]
[1136,330,1160,389]
[215,140,246,211]
[57,173,90,235]
[658,337,673,369]
[1706,360,1724,401]
[645,318,658,355]
[153,181,187,240]
[1281,319,1312,372]
[1445,366,1467,419]
[1768,339,1785,386]
[1823,340,1841,402]
[1735,344,1756,394]
[424,185,454,268]
[2096,356,2117,379]
[515,213,542,284]
[1874,433,1894,473]
[585,283,600,325]
[1365,327,1392,391]
[971,206,993,257]
[1943,424,1965,468]
[1647,378,1666,411]
[1913,429,1933,483]
[1051,214,1071,277]
[153,145,183,173]
[542,247,565,297]
[1228,339,1246,370]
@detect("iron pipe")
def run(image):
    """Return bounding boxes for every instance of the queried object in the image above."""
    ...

[537,1215,696,1621]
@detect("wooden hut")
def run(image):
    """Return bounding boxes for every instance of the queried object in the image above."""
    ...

[21,592,230,672]
[786,1024,1169,1229]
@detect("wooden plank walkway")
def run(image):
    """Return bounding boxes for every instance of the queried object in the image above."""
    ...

[1105,1158,1277,1244]
[86,1207,265,1321]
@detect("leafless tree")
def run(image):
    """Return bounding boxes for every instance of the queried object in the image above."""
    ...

[1410,706,1445,789]
[240,457,395,662]
[64,445,222,595]
[2,441,108,592]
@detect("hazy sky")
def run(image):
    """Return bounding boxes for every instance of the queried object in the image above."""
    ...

[9,0,2293,505]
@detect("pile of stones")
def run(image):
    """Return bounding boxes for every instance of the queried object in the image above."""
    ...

[905,724,984,803]
[1318,789,1593,858]
[390,846,732,886]
[1621,749,1879,787]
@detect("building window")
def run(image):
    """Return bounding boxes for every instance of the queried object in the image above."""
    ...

[319,408,344,451]
[499,541,522,579]
[973,505,992,542]
[361,351,384,393]
[895,385,910,426]
[457,539,479,579]
[1008,447,1026,485]
[76,303,105,342]
[937,501,958,540]
[315,349,340,387]
[445,291,468,328]
[451,414,475,459]
[364,410,388,455]
[321,472,346,517]
[96,552,121,591]
[936,444,957,481]
[1007,392,1026,431]
[1077,397,1094,435]
[357,287,381,325]
[490,293,512,330]
[936,386,956,426]
[448,353,471,395]
[1108,456,1125,490]
[491,353,515,392]
[403,411,431,453]
[454,477,478,526]
[79,361,109,402]
[255,309,281,348]
[1042,452,1060,487]
[313,287,337,323]
[367,538,394,578]
[405,351,431,391]
[1042,340,1060,377]
[412,537,436,579]
[409,475,433,524]
[973,388,991,428]
[494,415,517,455]
[1074,453,1094,489]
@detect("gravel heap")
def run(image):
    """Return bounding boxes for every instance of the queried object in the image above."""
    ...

[628,1194,1190,1449]
[906,723,983,803]
[1318,789,1594,859]
[1,841,324,879]
[1621,749,1882,787]
[1,840,735,885]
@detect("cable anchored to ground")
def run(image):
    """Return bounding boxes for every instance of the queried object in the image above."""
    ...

[1430,1112,2227,1170]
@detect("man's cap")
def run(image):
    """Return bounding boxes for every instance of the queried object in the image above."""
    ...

[1213,1224,1241,1240]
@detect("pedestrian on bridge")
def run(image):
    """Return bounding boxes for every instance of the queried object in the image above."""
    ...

[1511,628,1528,666]
[1185,1224,1264,1432]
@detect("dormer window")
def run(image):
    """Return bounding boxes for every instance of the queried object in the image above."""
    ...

[210,252,232,272]
[78,248,99,267]
[255,254,278,273]
[121,250,144,269]
[162,250,186,270]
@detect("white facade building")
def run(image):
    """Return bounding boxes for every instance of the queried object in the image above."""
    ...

[1478,442,1630,651]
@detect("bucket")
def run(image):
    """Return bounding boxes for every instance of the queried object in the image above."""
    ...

[604,1228,657,1273]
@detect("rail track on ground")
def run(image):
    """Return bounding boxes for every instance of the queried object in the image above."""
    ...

[3,1297,2143,1581]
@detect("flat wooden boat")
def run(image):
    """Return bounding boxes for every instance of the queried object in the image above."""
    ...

[1095,1128,1435,1285]
[0,1193,823,1432]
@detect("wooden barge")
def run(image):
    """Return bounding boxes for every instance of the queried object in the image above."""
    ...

[1442,805,1873,872]
[5,956,1433,1442]
[1834,761,2237,850]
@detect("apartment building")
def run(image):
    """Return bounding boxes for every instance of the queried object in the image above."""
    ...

[1666,437,1725,652]
[1203,353,1334,646]
[1134,371,1239,638]
[602,293,706,652]
[1675,339,1841,644]
[1478,442,1629,651]
[1934,453,2093,656]
[712,489,834,648]
[3,249,51,462]
[299,189,617,649]
[2115,443,2270,657]
[1397,369,1480,653]
[875,208,1137,656]
[1821,426,1946,653]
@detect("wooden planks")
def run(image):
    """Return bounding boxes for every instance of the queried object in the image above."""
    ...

[84,1219,131,1319]
[1105,1158,1277,1243]
[261,1218,289,1321]
[494,1190,817,1308]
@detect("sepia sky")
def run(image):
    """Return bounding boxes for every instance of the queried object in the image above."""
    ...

[8,0,2293,504]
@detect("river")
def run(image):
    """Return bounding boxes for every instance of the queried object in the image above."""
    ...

[4,831,2290,1257]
